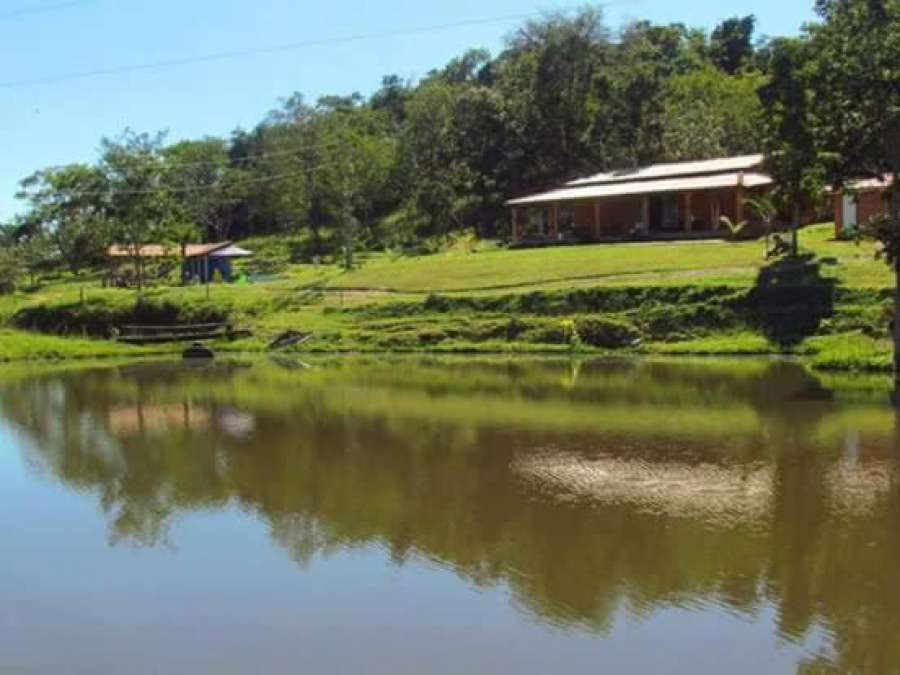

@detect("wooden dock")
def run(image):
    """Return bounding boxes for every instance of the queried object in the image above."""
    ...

[116,322,231,344]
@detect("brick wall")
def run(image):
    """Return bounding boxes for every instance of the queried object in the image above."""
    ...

[834,188,889,237]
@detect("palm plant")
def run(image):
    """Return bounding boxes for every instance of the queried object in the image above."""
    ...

[719,215,750,241]
[743,195,778,256]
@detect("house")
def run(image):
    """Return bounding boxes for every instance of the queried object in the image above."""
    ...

[505,154,774,244]
[833,176,894,238]
[106,242,253,283]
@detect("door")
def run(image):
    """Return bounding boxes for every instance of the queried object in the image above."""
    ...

[649,193,680,232]
[842,194,858,230]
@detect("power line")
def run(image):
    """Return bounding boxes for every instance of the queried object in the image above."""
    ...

[39,137,351,174]
[0,1,637,89]
[19,139,611,200]
[17,157,354,199]
[0,0,92,20]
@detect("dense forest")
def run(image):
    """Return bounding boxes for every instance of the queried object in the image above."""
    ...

[0,0,896,275]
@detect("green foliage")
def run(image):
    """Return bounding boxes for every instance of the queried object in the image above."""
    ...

[17,230,57,286]
[15,163,110,274]
[760,37,832,253]
[574,317,640,348]
[662,67,766,160]
[709,15,757,74]
[800,0,900,367]
[863,214,900,268]
[13,296,228,338]
[163,138,239,242]
[807,0,900,191]
[101,131,194,289]
[0,248,22,294]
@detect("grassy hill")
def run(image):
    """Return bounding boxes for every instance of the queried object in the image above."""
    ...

[0,223,894,371]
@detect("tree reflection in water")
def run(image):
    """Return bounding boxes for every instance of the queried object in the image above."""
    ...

[1,356,899,673]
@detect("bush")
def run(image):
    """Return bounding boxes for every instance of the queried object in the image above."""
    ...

[574,317,641,348]
[639,303,739,339]
[245,253,287,276]
[13,296,229,337]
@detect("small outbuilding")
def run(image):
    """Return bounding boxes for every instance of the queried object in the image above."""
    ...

[833,176,894,238]
[106,242,253,283]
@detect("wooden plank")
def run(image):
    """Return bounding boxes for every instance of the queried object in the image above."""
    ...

[116,321,231,344]
[118,330,228,345]
[119,322,228,331]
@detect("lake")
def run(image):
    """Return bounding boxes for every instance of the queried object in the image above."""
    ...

[1,356,899,674]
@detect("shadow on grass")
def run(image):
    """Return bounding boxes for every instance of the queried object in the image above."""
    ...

[747,254,836,349]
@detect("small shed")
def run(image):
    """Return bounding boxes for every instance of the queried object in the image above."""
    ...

[833,176,894,237]
[183,244,253,282]
[106,242,254,283]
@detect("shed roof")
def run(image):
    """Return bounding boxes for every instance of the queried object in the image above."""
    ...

[843,175,894,192]
[107,242,232,258]
[210,244,253,258]
[564,154,765,187]
[506,171,773,207]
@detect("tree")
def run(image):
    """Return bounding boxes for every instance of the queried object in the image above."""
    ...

[15,164,110,274]
[662,66,766,160]
[497,8,610,186]
[18,231,56,287]
[370,75,412,126]
[595,21,687,168]
[759,38,829,256]
[313,104,397,265]
[709,15,756,74]
[0,245,22,293]
[805,0,900,371]
[101,131,188,290]
[163,138,240,242]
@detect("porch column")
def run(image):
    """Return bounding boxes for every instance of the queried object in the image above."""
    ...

[549,203,559,239]
[710,193,720,230]
[735,172,745,223]
[511,207,520,242]
[593,200,602,240]
[684,192,693,233]
[641,195,650,232]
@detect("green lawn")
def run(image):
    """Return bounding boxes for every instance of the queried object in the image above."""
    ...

[323,223,891,293]
[0,222,896,371]
[0,329,170,361]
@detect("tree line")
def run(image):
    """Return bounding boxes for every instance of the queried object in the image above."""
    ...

[2,5,771,274]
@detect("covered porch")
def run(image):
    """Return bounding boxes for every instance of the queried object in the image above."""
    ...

[506,169,773,245]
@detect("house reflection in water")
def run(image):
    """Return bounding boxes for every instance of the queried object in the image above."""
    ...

[106,401,255,440]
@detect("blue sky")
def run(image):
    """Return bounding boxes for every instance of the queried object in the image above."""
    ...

[0,0,816,220]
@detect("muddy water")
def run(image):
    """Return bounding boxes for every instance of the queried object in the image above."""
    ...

[1,357,899,674]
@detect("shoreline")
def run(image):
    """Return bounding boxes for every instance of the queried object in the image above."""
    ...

[0,329,892,375]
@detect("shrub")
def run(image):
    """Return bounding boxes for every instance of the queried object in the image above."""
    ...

[574,317,641,348]
[13,296,229,337]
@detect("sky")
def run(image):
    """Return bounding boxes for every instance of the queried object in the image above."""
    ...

[0,0,816,220]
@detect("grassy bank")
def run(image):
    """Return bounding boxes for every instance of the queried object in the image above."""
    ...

[0,223,894,371]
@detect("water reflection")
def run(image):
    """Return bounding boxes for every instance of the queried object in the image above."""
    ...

[2,357,900,673]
